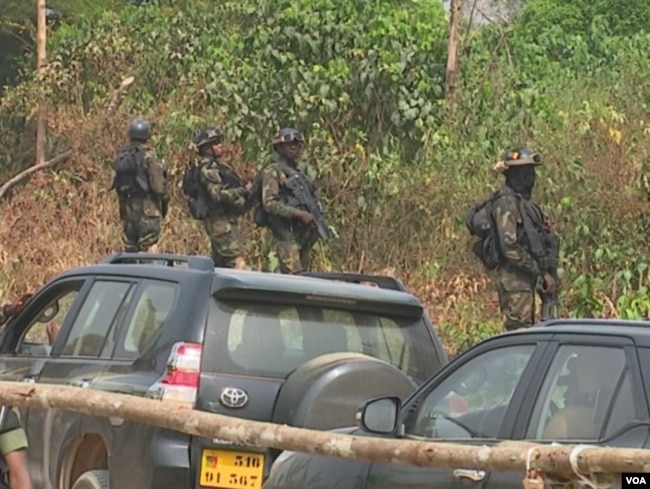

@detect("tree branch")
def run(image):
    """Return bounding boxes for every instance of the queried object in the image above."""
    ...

[0,76,135,200]
[0,150,72,200]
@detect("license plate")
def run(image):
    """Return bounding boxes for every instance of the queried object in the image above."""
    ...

[199,449,264,489]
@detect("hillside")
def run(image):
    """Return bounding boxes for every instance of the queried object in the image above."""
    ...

[1,0,649,354]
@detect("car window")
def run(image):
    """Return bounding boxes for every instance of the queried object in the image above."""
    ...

[116,281,178,359]
[604,369,638,438]
[60,280,134,358]
[526,345,630,440]
[217,301,437,383]
[404,344,536,439]
[16,283,84,356]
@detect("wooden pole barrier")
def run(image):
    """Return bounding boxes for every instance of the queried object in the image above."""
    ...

[0,381,644,481]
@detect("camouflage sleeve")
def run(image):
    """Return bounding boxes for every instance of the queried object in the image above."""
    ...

[200,166,246,208]
[144,149,168,200]
[492,196,541,276]
[261,165,300,218]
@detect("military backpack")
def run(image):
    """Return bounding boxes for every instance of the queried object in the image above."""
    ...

[112,144,148,196]
[466,192,503,270]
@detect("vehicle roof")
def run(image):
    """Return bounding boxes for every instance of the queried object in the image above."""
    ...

[502,318,650,344]
[52,254,424,311]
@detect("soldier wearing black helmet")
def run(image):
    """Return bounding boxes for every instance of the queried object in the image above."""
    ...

[489,147,559,330]
[258,127,323,274]
[111,117,169,253]
[185,127,251,269]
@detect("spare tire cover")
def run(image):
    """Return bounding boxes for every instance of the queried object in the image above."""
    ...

[272,352,417,431]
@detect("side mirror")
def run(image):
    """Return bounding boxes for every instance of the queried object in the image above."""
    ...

[355,396,401,434]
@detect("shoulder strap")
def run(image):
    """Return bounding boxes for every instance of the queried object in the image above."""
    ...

[518,199,546,258]
[276,160,300,178]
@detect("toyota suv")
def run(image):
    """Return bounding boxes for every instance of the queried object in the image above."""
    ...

[0,252,447,489]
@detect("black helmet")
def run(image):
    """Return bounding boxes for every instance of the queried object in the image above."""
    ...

[272,127,305,148]
[193,127,224,149]
[500,147,542,167]
[127,118,151,142]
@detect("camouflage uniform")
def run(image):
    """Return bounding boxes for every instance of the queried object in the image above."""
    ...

[261,154,319,274]
[114,118,169,253]
[0,300,30,483]
[490,147,553,331]
[117,146,168,252]
[491,187,541,330]
[200,157,249,268]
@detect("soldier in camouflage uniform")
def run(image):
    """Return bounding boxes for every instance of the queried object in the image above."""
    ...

[260,128,320,274]
[0,295,33,489]
[112,118,169,253]
[490,147,557,331]
[0,407,32,489]
[194,128,251,269]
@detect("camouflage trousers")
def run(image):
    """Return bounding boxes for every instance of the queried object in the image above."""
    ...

[203,215,245,268]
[118,195,162,252]
[272,227,318,275]
[494,264,538,331]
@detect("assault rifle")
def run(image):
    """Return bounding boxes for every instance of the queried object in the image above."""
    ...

[217,162,246,190]
[539,233,560,321]
[283,173,331,241]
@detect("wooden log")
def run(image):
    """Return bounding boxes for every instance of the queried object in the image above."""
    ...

[0,381,644,480]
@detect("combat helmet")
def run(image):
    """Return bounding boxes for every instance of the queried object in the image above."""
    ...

[272,127,305,150]
[193,127,224,149]
[127,117,151,142]
[493,147,542,173]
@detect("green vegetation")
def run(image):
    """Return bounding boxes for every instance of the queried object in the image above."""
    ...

[0,0,649,355]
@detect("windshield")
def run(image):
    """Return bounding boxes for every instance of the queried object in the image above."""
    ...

[204,300,440,385]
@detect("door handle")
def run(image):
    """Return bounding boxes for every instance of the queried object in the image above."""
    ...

[453,468,486,482]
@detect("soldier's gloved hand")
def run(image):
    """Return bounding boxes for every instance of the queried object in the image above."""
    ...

[295,210,314,225]
[542,272,556,295]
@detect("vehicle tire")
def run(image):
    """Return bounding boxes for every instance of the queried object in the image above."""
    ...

[71,470,109,489]
[273,352,418,431]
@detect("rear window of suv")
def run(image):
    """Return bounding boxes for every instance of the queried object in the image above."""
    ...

[204,300,438,385]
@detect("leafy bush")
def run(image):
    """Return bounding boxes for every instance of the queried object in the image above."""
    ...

[1,0,649,355]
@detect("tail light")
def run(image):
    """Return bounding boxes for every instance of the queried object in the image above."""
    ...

[147,342,203,407]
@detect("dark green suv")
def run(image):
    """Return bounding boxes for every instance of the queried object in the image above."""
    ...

[0,253,447,489]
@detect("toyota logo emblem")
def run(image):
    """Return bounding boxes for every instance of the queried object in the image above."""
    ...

[220,387,248,409]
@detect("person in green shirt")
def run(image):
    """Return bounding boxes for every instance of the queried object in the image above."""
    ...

[0,294,33,489]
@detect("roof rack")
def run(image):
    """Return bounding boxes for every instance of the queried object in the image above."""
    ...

[299,271,407,292]
[100,252,215,271]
